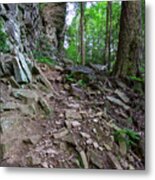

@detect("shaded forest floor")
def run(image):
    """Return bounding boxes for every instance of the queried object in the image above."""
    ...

[0,62,145,169]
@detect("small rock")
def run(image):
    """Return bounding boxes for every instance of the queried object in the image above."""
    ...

[23,135,41,145]
[45,148,58,155]
[99,146,104,151]
[0,97,5,103]
[9,76,20,88]
[78,126,81,131]
[71,121,81,127]
[27,155,41,166]
[0,116,19,133]
[107,152,122,169]
[106,96,130,111]
[88,149,105,169]
[93,142,99,149]
[38,97,51,114]
[20,104,36,117]
[64,84,70,90]
[86,139,93,145]
[65,120,71,129]
[80,110,89,118]
[41,162,49,168]
[114,89,129,103]
[127,154,134,162]
[56,76,62,82]
[79,150,89,169]
[46,92,54,99]
[80,132,90,139]
[13,55,32,83]
[65,109,82,120]
[119,108,128,118]
[34,66,53,90]
[53,127,69,139]
[96,112,103,117]
[119,140,127,156]
[65,102,80,109]
[116,80,127,90]
[62,134,76,146]
[92,128,97,134]
[55,121,61,125]
[93,118,99,123]
[1,102,20,111]
[59,142,68,151]
[54,65,64,72]
[103,143,111,151]
[71,84,84,97]
[129,164,135,170]
[11,89,38,103]
[120,159,128,169]
[59,113,64,118]
[49,164,54,168]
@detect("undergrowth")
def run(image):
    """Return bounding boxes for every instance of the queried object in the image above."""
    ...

[113,128,140,150]
[0,18,10,53]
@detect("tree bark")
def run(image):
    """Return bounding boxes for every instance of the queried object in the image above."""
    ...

[104,2,110,65]
[80,2,85,65]
[108,2,112,70]
[112,1,142,77]
[104,1,112,70]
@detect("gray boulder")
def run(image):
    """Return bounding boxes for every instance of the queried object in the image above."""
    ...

[0,53,32,84]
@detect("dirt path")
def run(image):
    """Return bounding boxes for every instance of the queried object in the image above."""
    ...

[0,63,145,169]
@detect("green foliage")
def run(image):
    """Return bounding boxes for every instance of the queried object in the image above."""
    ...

[77,79,87,87]
[113,128,140,149]
[65,13,81,64]
[35,57,53,65]
[76,154,84,168]
[65,72,88,87]
[0,19,10,53]
[39,3,46,11]
[65,73,76,82]
[65,2,121,65]
[129,75,144,83]
[140,66,145,74]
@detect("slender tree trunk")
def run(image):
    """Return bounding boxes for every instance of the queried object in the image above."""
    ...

[92,37,95,62]
[104,1,112,70]
[80,2,85,65]
[112,1,142,77]
[104,2,109,65]
[108,2,112,70]
[76,25,79,63]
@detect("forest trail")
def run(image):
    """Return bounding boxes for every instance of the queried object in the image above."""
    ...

[0,62,145,169]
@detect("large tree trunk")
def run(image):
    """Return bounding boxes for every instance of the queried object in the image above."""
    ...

[80,2,85,65]
[112,1,142,77]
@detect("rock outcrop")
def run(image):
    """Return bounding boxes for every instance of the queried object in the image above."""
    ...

[42,3,66,50]
[0,3,42,83]
[0,3,66,83]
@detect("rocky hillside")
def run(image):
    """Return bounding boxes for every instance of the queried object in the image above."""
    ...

[0,62,145,169]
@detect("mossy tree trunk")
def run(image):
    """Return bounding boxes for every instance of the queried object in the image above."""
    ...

[112,1,142,77]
